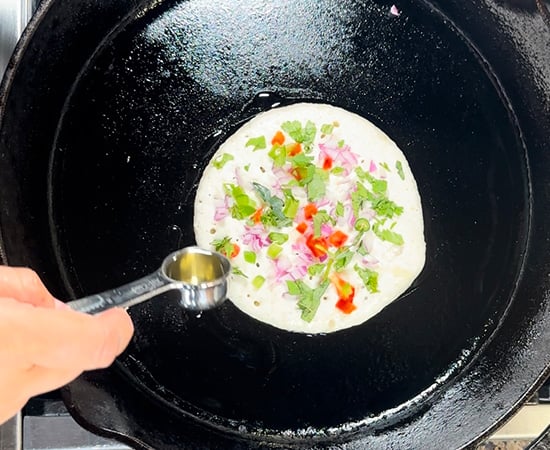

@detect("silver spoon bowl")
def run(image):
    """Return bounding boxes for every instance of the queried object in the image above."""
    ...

[66,247,231,315]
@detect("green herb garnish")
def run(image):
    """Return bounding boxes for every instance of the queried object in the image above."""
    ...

[244,251,256,264]
[286,279,330,322]
[371,197,403,219]
[212,153,234,169]
[252,275,265,289]
[225,184,258,219]
[211,236,236,257]
[282,189,299,219]
[396,160,405,180]
[267,243,283,259]
[232,267,248,278]
[268,145,287,167]
[320,123,334,135]
[245,136,267,151]
[268,232,289,245]
[253,182,292,228]
[354,265,379,293]
[373,223,404,245]
[281,120,317,148]
[312,210,333,237]
[307,263,325,276]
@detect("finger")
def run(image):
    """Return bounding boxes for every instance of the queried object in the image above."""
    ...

[0,301,134,370]
[0,266,56,308]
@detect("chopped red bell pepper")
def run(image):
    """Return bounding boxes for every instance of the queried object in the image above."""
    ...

[296,222,308,234]
[271,130,285,146]
[304,203,318,220]
[251,207,263,224]
[328,230,348,247]
[336,298,357,314]
[330,273,356,314]
[230,243,240,258]
[306,234,328,258]
[288,142,302,156]
[322,156,333,170]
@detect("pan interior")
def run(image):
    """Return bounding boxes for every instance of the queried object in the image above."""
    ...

[48,0,529,439]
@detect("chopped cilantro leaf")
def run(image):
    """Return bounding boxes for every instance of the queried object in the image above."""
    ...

[211,236,235,258]
[354,265,379,293]
[286,279,330,322]
[355,168,387,195]
[226,184,258,219]
[337,139,345,148]
[213,153,234,169]
[281,120,317,148]
[336,202,345,217]
[245,136,267,151]
[373,223,404,245]
[308,263,325,276]
[281,121,302,142]
[306,170,326,202]
[320,123,334,135]
[333,248,353,272]
[232,267,248,278]
[268,232,289,245]
[253,183,292,228]
[290,152,314,167]
[396,160,405,180]
[331,166,345,175]
[380,162,390,171]
[371,197,403,219]
[313,210,333,237]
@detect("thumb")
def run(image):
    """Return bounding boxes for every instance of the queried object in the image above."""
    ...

[91,308,135,368]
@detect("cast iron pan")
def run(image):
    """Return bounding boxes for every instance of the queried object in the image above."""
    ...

[1,0,550,448]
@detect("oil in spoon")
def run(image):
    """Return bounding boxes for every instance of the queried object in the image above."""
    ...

[164,249,227,285]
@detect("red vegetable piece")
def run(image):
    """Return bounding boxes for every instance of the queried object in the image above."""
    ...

[304,203,318,220]
[328,230,348,247]
[230,243,240,258]
[330,273,355,303]
[288,142,302,156]
[306,234,328,258]
[296,222,308,234]
[271,130,285,146]
[251,207,263,224]
[322,156,333,170]
[336,298,357,314]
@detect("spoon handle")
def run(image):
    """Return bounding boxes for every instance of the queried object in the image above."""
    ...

[66,271,172,314]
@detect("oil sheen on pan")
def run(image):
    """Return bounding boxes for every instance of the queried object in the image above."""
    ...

[194,103,426,333]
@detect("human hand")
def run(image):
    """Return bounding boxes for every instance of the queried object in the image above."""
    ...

[0,266,134,424]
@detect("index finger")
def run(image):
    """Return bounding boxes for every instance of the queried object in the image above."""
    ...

[0,266,56,308]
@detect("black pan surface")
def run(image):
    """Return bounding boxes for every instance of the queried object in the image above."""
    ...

[1,0,550,448]
[50,0,527,437]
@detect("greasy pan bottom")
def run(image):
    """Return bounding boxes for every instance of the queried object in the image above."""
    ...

[51,0,527,439]
[2,0,549,449]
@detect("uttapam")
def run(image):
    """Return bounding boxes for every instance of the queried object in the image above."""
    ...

[194,103,425,333]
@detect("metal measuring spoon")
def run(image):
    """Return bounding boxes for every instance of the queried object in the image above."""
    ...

[66,247,231,315]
